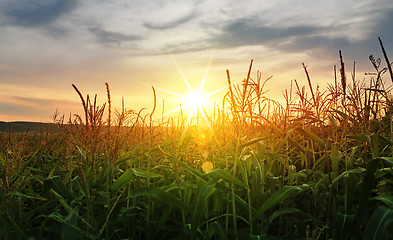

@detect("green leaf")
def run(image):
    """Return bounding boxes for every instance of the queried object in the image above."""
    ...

[128,187,188,212]
[8,191,47,201]
[5,211,26,239]
[379,157,393,166]
[371,194,393,207]
[210,221,227,240]
[347,133,371,144]
[48,212,95,239]
[251,233,283,240]
[191,180,217,239]
[206,169,247,188]
[364,206,393,240]
[50,190,95,231]
[132,168,162,178]
[167,155,209,182]
[335,212,355,240]
[61,207,79,240]
[252,185,309,221]
[44,176,74,202]
[295,127,325,146]
[110,168,134,192]
[268,208,301,224]
[331,168,366,185]
[331,143,340,176]
[358,159,380,229]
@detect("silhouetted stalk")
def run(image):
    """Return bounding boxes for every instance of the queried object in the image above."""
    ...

[379,37,393,83]
[227,70,238,125]
[242,60,253,113]
[339,50,347,102]
[72,84,89,126]
[302,63,316,107]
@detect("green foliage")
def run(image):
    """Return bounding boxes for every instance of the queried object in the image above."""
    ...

[1,44,393,239]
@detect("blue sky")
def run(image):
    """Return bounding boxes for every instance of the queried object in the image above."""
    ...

[1,0,393,122]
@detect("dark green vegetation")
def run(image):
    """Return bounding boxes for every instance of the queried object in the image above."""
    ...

[1,41,393,239]
[0,122,57,133]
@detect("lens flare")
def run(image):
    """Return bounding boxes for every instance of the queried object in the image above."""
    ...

[183,91,207,112]
[155,54,227,135]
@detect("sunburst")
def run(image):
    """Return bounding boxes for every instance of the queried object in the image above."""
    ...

[157,55,227,134]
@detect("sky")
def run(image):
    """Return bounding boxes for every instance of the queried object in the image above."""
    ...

[1,0,393,122]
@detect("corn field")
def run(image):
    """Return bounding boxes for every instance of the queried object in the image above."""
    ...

[1,40,393,239]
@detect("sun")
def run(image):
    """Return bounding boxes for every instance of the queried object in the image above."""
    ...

[156,54,227,132]
[183,91,208,113]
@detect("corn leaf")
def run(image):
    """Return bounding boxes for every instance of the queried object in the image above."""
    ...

[268,208,301,224]
[295,127,325,147]
[132,168,162,178]
[206,169,247,188]
[110,168,134,192]
[128,187,188,212]
[191,180,217,240]
[371,194,393,207]
[363,205,393,240]
[252,185,309,221]
[44,176,75,202]
[331,168,366,185]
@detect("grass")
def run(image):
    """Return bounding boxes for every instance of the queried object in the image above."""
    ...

[1,40,393,239]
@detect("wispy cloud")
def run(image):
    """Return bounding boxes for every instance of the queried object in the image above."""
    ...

[89,27,142,46]
[142,0,197,30]
[214,20,319,48]
[3,0,78,27]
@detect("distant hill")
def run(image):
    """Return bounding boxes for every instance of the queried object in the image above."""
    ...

[0,121,58,132]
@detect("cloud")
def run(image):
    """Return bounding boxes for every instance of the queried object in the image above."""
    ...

[143,11,196,30]
[89,27,142,46]
[4,0,78,27]
[215,20,318,48]
[142,0,197,30]
[0,96,80,121]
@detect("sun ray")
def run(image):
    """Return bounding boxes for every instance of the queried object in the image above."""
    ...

[205,86,228,97]
[162,105,182,118]
[155,87,183,97]
[170,54,193,93]
[154,54,228,134]
[198,57,213,94]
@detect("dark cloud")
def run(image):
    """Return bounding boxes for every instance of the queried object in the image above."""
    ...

[4,0,78,27]
[280,36,349,52]
[215,20,319,48]
[89,27,142,45]
[161,19,322,55]
[143,11,196,30]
